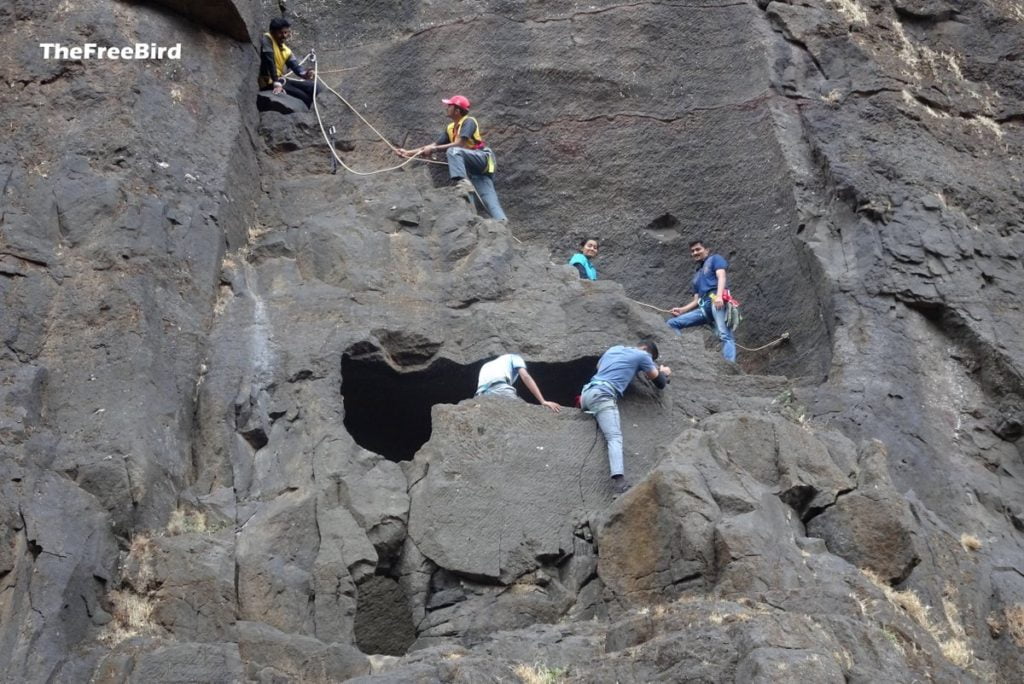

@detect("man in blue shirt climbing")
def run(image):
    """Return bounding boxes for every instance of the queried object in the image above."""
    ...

[666,240,737,362]
[580,341,671,494]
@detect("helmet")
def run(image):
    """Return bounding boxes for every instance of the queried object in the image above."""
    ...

[441,95,471,111]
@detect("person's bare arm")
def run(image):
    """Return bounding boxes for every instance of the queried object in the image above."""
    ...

[397,139,463,157]
[518,368,561,413]
[670,295,699,316]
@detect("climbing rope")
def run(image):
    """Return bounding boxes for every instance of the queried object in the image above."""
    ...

[735,332,790,352]
[629,298,672,314]
[313,66,360,75]
[626,297,790,353]
[290,51,449,175]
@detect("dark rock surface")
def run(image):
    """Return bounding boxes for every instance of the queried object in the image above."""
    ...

[144,0,260,42]
[2,0,1022,681]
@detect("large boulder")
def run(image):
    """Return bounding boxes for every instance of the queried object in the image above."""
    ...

[596,432,722,603]
[806,440,921,583]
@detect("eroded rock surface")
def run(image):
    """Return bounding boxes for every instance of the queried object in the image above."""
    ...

[2,0,1022,681]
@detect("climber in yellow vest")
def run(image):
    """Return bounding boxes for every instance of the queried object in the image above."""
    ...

[397,95,508,221]
[258,18,316,109]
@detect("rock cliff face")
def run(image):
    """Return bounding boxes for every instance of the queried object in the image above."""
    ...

[1,0,1022,681]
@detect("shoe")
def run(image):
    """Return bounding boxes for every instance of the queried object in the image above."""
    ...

[611,476,630,496]
[452,178,475,194]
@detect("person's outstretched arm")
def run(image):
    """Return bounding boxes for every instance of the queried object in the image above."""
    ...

[670,295,699,316]
[517,368,561,412]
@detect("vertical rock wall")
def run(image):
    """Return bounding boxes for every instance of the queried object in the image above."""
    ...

[1,0,1022,680]
[1,0,259,679]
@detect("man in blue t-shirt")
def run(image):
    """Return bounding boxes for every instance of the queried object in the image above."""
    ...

[666,240,737,362]
[580,341,671,494]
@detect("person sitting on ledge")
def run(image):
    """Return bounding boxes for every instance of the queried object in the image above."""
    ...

[397,95,508,221]
[258,18,316,109]
[568,237,599,280]
[475,353,561,412]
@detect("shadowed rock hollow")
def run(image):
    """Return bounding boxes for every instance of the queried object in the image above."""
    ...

[2,0,1023,681]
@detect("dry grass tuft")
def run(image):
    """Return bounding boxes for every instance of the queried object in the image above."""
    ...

[821,89,843,106]
[940,596,972,667]
[166,508,210,536]
[127,534,156,591]
[512,663,569,684]
[959,534,982,552]
[940,638,972,667]
[827,0,869,25]
[861,570,973,667]
[111,590,153,630]
[1006,605,1024,647]
[102,589,158,644]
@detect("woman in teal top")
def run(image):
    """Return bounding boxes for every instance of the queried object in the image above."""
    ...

[569,238,599,280]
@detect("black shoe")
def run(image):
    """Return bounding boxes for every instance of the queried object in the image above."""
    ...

[611,476,630,496]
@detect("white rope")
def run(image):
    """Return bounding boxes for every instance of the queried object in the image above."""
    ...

[629,298,673,314]
[628,297,790,353]
[281,52,447,175]
[736,332,790,352]
[308,67,431,175]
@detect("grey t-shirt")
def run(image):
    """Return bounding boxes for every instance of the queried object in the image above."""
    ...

[589,346,657,396]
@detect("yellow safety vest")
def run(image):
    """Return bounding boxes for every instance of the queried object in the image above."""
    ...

[446,115,495,174]
[446,115,485,148]
[260,33,293,88]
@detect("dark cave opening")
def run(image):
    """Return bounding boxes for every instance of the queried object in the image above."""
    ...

[521,356,602,407]
[341,353,602,462]
[342,354,476,462]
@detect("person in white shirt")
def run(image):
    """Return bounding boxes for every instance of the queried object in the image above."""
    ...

[475,354,561,412]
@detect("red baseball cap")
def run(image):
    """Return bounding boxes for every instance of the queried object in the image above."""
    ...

[441,95,470,110]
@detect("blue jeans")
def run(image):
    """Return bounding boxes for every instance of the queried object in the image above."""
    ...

[446,147,507,221]
[667,301,736,362]
[581,385,623,477]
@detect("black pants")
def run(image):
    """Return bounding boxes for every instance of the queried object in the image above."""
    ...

[283,79,315,108]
